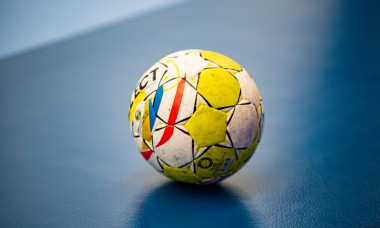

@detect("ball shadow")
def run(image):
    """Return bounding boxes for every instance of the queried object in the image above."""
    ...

[130,181,257,227]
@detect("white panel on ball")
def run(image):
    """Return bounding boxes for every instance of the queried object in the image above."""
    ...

[152,127,193,168]
[227,103,258,149]
[235,69,260,107]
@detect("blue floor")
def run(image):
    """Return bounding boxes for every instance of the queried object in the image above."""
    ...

[0,0,379,227]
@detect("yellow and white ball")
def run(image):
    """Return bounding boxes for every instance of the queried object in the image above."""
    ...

[129,50,264,184]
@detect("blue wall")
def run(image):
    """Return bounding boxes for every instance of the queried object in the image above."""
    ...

[0,0,189,60]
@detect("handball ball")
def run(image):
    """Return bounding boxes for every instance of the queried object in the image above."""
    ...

[129,50,264,184]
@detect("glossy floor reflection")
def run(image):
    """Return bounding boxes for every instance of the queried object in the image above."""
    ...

[130,182,256,227]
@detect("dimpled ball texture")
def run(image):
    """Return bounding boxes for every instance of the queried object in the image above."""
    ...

[129,50,264,184]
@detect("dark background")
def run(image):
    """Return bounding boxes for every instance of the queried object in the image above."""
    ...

[0,0,379,227]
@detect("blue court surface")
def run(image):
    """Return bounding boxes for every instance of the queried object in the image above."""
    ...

[0,0,379,227]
